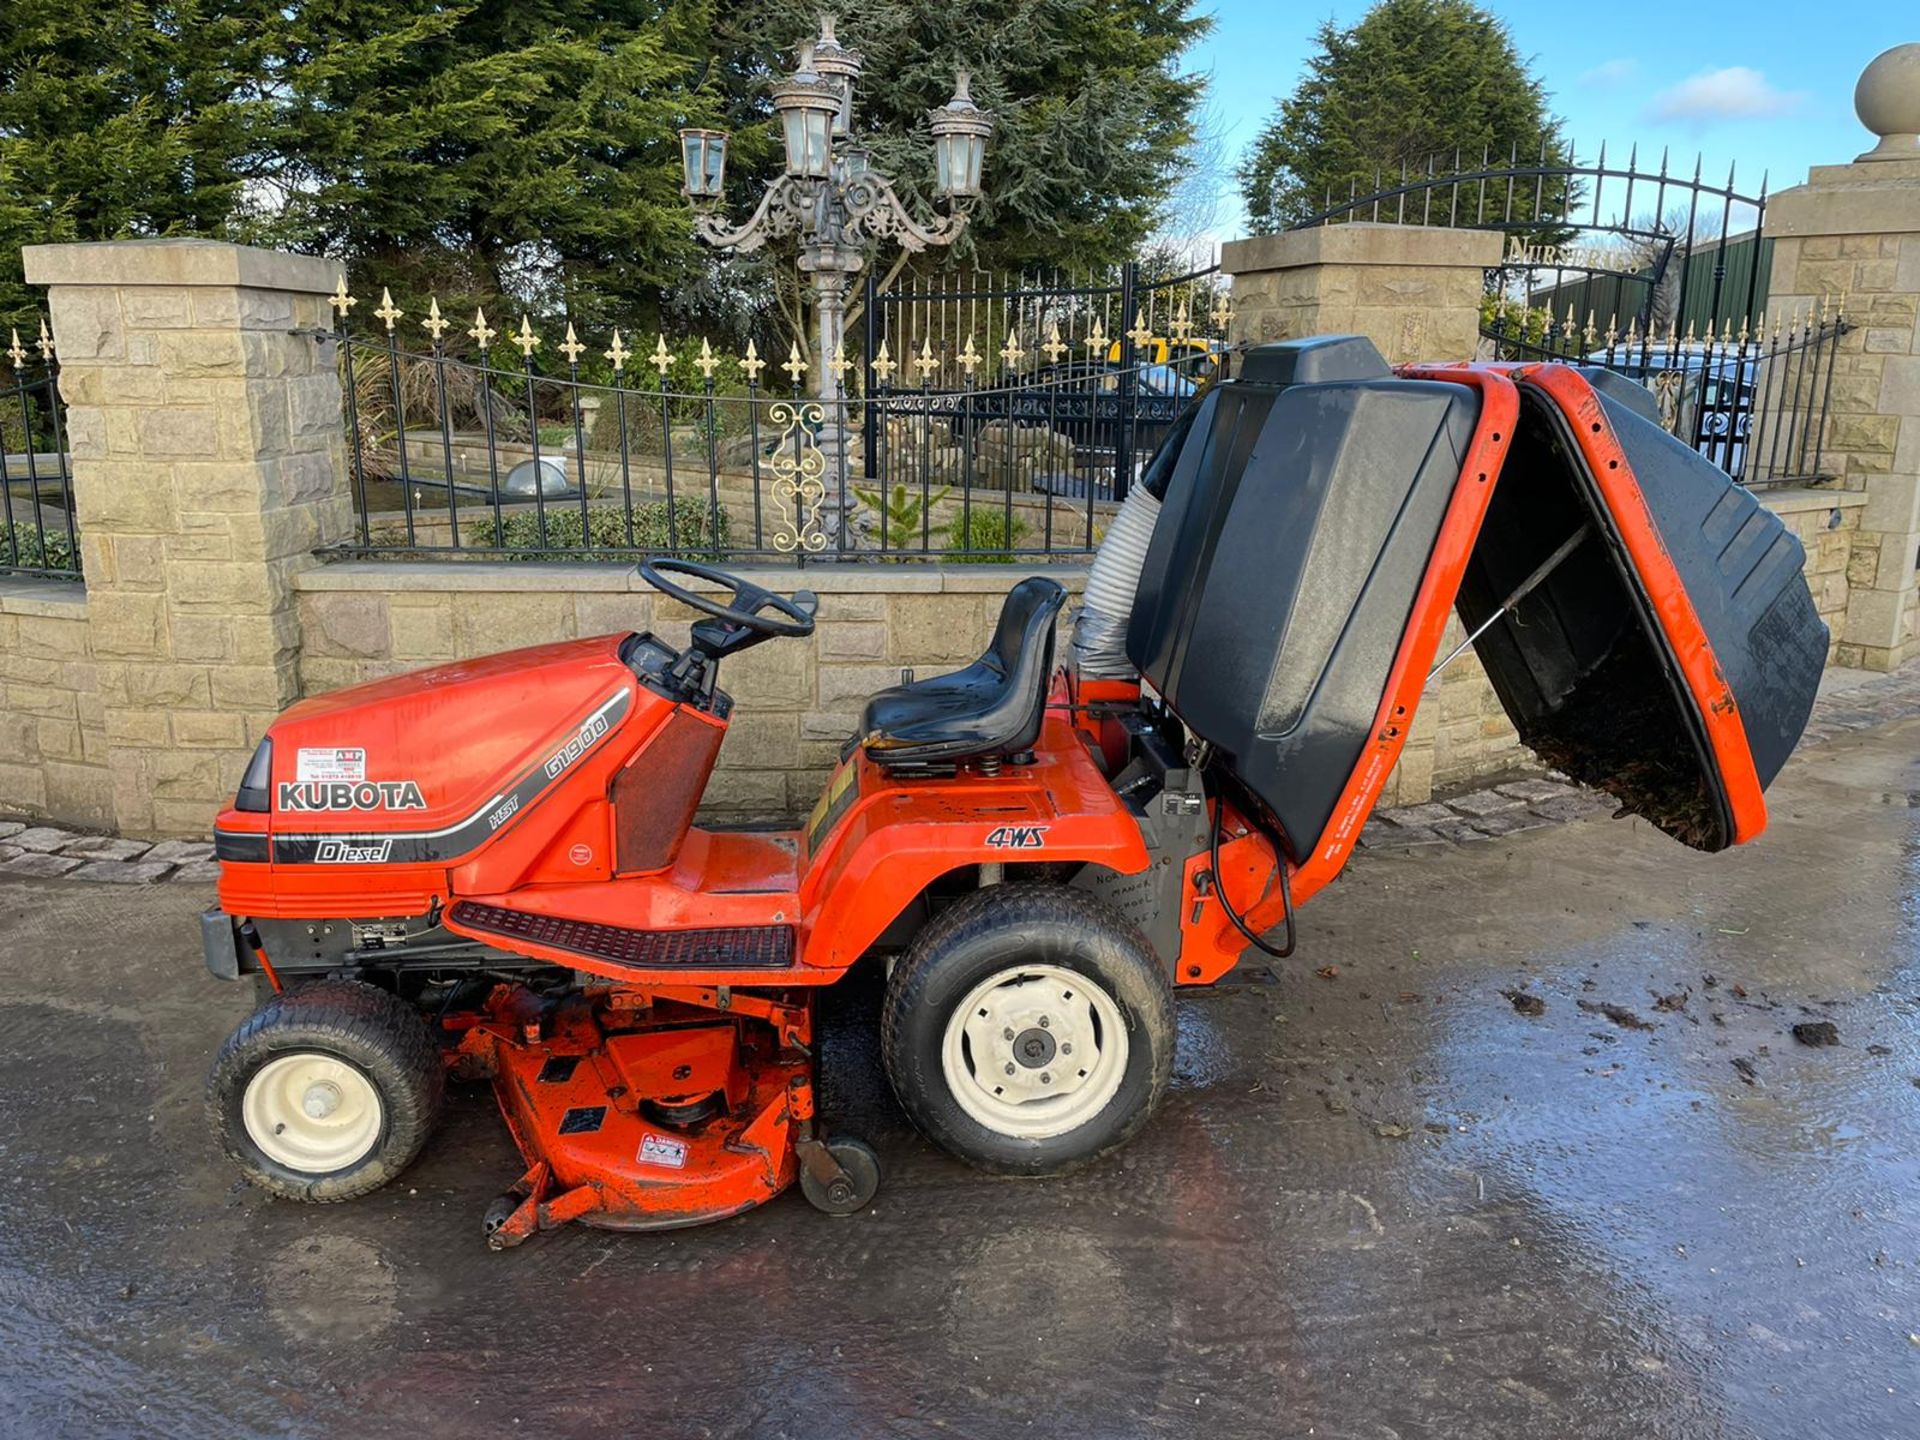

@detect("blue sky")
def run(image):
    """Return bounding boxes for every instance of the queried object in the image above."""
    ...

[1184,1,1915,238]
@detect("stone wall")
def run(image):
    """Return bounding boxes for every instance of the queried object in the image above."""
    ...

[20,239,352,835]
[0,580,109,826]
[1221,223,1505,363]
[1764,154,1920,670]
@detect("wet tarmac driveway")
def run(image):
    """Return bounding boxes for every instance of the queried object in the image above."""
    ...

[3,719,1919,1439]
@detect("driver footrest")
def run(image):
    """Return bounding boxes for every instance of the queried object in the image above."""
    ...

[449,902,795,970]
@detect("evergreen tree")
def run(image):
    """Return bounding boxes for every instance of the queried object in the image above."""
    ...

[0,0,265,331]
[257,1,730,328]
[1236,0,1565,235]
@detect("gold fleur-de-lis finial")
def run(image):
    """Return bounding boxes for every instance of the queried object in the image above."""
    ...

[329,277,358,321]
[782,341,808,384]
[5,329,27,369]
[36,318,54,362]
[1605,312,1619,347]
[469,307,496,349]
[652,334,675,376]
[515,315,541,358]
[605,328,629,372]
[742,339,765,383]
[1584,310,1598,349]
[829,339,851,383]
[955,336,979,378]
[1084,317,1107,357]
[871,339,896,384]
[913,336,939,382]
[695,338,719,380]
[559,323,587,365]
[1042,323,1067,362]
[422,296,450,342]
[999,331,1024,369]
[374,287,404,332]
[1169,304,1192,341]
[1209,295,1235,332]
[1126,309,1154,349]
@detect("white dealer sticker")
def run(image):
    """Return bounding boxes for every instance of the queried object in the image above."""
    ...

[297,747,366,783]
[637,1133,689,1169]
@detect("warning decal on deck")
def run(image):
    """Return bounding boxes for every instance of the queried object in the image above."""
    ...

[638,1132,689,1169]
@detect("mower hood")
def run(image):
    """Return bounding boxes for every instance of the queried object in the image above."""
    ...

[1126,337,1825,861]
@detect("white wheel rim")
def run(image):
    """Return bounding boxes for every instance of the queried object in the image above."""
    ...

[242,1053,383,1174]
[941,963,1130,1140]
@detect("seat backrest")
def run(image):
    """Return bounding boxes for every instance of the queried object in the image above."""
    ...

[991,575,1066,676]
[994,576,1067,750]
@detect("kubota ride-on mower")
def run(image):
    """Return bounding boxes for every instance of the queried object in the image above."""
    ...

[201,337,1827,1246]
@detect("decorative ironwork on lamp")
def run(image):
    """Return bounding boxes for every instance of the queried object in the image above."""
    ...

[675,14,993,552]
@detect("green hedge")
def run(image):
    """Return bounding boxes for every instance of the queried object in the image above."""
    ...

[457,498,729,560]
[1,523,80,575]
[943,506,1028,563]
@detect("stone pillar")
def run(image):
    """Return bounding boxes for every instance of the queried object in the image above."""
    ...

[1219,223,1504,363]
[22,239,350,835]
[1763,45,1920,671]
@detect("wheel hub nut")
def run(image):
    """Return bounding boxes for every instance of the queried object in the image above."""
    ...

[302,1081,342,1120]
[1012,1026,1058,1069]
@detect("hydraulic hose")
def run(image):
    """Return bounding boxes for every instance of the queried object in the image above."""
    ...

[1207,784,1297,960]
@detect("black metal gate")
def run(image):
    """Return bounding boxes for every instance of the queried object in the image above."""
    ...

[1291,146,1850,487]
[859,258,1226,556]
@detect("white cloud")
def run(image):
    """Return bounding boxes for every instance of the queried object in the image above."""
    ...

[1647,66,1805,124]
[1578,59,1638,90]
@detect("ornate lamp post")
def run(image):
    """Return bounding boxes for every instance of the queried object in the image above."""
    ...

[677,15,992,547]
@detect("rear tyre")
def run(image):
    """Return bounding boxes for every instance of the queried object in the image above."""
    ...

[208,978,445,1203]
[882,885,1174,1176]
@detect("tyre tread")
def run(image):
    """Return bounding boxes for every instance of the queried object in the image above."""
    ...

[208,978,445,1203]
[881,884,1173,1176]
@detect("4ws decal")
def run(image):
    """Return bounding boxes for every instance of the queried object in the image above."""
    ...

[985,824,1049,850]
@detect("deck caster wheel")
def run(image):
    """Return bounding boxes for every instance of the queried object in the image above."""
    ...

[799,1137,881,1216]
[482,1193,521,1241]
[208,978,444,1203]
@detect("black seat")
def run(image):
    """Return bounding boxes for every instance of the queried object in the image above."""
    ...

[860,577,1068,768]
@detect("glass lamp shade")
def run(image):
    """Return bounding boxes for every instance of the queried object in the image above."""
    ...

[928,71,993,199]
[770,63,842,179]
[678,128,728,199]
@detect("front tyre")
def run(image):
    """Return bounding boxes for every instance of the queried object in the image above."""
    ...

[881,885,1174,1175]
[208,978,445,1203]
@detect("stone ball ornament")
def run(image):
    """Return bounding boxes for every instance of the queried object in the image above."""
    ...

[1856,42,1920,160]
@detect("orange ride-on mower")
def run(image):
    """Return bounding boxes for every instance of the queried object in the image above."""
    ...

[201,337,1829,1247]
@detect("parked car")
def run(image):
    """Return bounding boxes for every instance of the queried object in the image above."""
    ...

[934,360,1196,449]
[1585,346,1757,474]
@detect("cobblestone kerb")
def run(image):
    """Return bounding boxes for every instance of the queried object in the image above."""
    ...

[0,826,216,884]
[7,663,1919,885]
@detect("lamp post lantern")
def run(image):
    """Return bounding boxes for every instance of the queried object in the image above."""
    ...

[677,15,992,549]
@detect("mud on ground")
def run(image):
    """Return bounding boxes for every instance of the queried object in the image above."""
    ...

[2,720,1918,1439]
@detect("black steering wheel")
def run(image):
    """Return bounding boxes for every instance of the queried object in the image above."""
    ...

[638,558,816,657]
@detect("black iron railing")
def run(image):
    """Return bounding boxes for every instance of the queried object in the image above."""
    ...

[328,264,1223,564]
[0,330,78,580]
[1484,301,1851,487]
